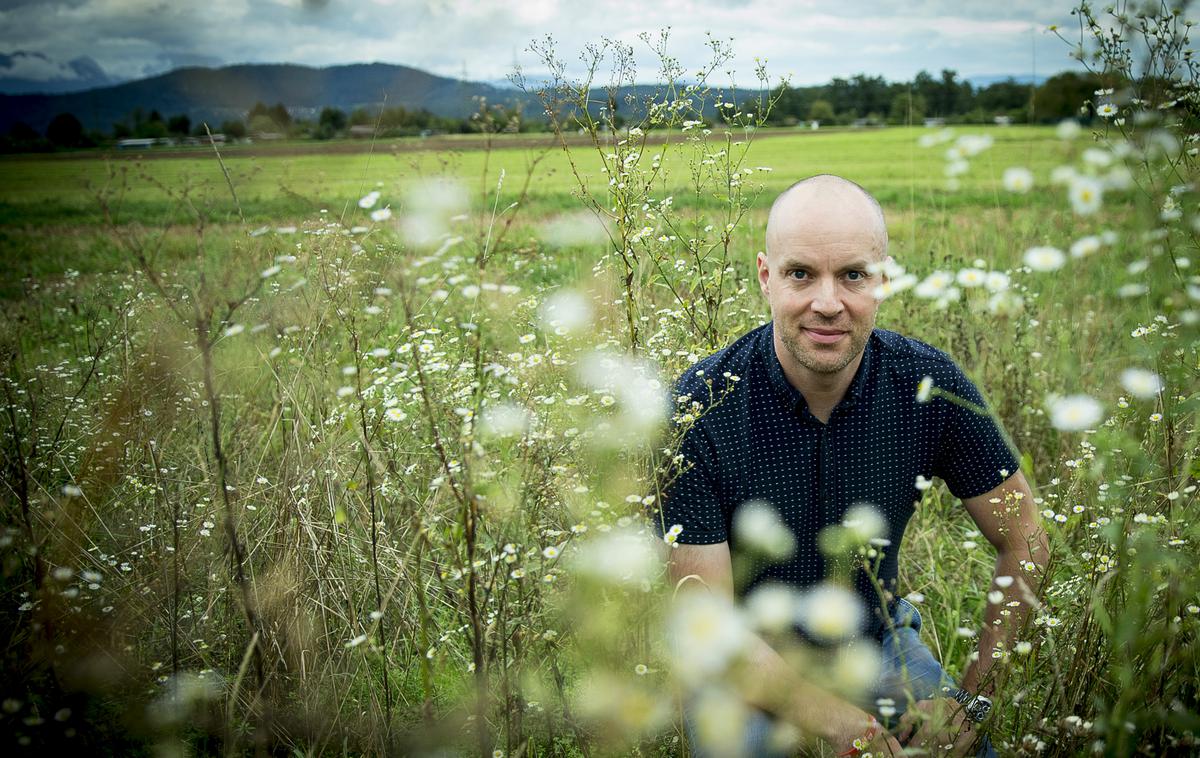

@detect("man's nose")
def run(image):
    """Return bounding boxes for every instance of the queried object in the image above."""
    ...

[810,278,845,317]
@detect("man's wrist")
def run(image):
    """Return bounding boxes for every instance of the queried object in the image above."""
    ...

[835,714,879,757]
[942,686,993,723]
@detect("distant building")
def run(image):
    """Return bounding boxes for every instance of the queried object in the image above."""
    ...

[923,117,946,127]
[116,138,156,150]
[993,115,1013,126]
[349,125,376,139]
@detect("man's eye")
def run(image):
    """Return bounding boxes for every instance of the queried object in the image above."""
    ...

[788,270,808,280]
[846,271,867,282]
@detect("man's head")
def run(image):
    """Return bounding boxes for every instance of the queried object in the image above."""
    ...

[757,175,889,379]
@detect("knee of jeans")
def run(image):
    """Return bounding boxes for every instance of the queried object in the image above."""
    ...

[876,631,950,701]
[892,596,923,631]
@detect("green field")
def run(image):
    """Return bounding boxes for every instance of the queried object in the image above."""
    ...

[1,126,1086,294]
[1,120,1197,756]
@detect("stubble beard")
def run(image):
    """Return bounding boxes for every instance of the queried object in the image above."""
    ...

[779,321,872,376]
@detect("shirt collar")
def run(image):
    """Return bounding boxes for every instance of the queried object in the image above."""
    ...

[761,322,803,412]
[760,322,876,412]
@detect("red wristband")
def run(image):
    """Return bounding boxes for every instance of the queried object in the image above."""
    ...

[837,715,879,757]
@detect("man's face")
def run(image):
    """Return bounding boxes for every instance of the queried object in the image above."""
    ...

[757,203,884,378]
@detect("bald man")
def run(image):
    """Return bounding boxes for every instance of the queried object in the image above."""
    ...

[661,176,1046,757]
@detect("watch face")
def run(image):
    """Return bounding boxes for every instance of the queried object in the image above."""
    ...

[968,697,992,722]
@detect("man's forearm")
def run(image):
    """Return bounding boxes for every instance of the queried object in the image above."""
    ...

[734,631,875,746]
[961,546,1044,695]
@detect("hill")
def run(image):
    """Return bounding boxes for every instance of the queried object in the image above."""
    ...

[0,62,526,133]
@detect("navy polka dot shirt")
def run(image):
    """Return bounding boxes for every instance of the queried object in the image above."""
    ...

[659,321,1019,640]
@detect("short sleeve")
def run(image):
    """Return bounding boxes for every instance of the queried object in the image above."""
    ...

[655,421,729,545]
[932,366,1020,500]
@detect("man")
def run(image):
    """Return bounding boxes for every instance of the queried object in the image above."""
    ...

[660,175,1048,756]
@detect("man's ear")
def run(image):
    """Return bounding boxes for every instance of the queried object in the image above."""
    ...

[880,254,895,282]
[756,251,770,297]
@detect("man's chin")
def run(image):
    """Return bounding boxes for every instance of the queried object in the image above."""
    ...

[790,348,849,375]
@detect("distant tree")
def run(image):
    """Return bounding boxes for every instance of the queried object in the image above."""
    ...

[135,119,168,139]
[348,107,373,126]
[148,109,164,124]
[316,106,347,139]
[112,121,132,139]
[2,121,47,153]
[248,101,291,132]
[249,114,280,135]
[763,83,811,125]
[268,102,291,127]
[888,91,926,124]
[9,121,40,142]
[220,119,247,139]
[1034,71,1105,122]
[46,112,86,147]
[807,99,835,124]
[977,79,1032,116]
[167,114,191,136]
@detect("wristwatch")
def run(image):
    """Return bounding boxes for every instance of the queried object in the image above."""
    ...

[942,686,993,723]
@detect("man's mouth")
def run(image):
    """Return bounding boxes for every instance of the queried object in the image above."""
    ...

[802,327,847,345]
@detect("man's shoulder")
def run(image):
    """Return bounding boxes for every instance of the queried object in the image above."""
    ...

[872,328,963,378]
[673,322,768,402]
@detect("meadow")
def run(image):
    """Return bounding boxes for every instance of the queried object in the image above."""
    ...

[1,45,1198,758]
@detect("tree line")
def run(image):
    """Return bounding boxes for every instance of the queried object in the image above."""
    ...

[0,68,1110,153]
[746,69,1106,126]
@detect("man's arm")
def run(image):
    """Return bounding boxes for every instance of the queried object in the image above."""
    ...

[897,471,1049,753]
[668,542,903,755]
[958,470,1049,694]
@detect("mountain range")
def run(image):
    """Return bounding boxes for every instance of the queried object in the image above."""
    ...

[0,61,1050,136]
[0,62,528,134]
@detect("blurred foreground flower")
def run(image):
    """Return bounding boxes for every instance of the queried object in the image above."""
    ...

[577,351,667,442]
[830,643,882,698]
[575,672,670,738]
[1023,246,1066,272]
[667,591,750,679]
[1070,235,1103,258]
[1003,167,1034,193]
[1119,368,1162,399]
[401,180,467,246]
[1056,119,1082,140]
[538,289,593,335]
[842,503,885,543]
[479,403,532,439]
[1069,176,1104,215]
[690,685,751,757]
[745,584,799,633]
[146,672,222,729]
[733,501,795,559]
[570,528,657,586]
[538,211,610,248]
[1048,394,1103,431]
[798,583,863,643]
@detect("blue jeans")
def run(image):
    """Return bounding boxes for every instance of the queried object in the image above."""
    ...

[684,598,997,757]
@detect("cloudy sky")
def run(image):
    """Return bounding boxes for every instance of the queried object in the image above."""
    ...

[0,0,1087,90]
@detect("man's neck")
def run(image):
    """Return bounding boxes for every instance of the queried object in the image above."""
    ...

[774,333,865,424]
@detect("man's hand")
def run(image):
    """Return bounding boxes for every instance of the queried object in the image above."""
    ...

[825,709,904,756]
[895,698,976,756]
